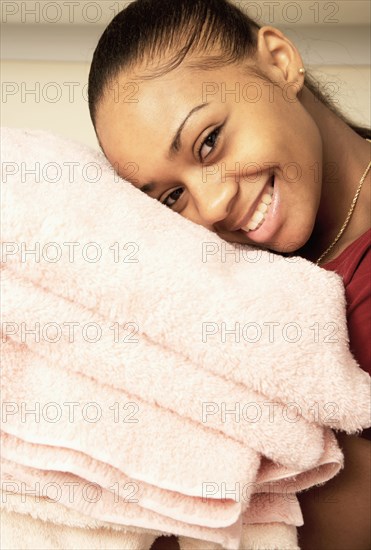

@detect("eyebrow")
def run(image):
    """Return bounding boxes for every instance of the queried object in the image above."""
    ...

[140,182,156,193]
[139,102,210,194]
[170,102,210,155]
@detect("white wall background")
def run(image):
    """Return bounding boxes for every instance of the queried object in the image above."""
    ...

[1,1,370,151]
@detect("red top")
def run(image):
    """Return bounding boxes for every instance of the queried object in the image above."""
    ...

[321,228,371,440]
[321,228,371,376]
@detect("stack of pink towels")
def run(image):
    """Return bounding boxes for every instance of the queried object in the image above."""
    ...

[1,128,370,549]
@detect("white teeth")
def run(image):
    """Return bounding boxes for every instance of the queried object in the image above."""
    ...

[241,184,274,232]
[262,193,272,205]
[251,210,265,224]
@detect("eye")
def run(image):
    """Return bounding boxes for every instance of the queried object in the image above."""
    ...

[162,187,184,208]
[197,126,222,161]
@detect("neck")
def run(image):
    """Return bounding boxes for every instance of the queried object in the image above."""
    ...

[295,87,371,264]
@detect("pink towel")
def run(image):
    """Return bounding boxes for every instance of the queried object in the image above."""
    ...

[1,127,370,549]
[0,494,300,550]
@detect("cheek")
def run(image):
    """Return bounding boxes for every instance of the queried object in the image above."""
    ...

[237,84,322,158]
[265,102,322,193]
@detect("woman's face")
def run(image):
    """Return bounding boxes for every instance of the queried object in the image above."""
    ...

[96,32,323,253]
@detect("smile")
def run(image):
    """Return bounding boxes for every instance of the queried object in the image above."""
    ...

[240,179,274,232]
[233,175,275,233]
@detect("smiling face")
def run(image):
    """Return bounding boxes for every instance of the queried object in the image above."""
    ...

[95,27,323,253]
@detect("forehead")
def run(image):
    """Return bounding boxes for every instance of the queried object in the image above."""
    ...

[95,62,244,176]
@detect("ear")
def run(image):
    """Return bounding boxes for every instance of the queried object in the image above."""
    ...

[256,26,305,91]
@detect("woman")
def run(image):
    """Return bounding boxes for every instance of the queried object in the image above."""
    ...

[88,1,371,548]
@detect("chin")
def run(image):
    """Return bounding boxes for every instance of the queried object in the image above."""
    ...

[273,228,315,254]
[256,227,314,255]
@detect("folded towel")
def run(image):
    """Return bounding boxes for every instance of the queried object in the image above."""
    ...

[0,502,159,550]
[0,335,307,547]
[1,127,370,549]
[1,479,300,550]
[0,494,299,550]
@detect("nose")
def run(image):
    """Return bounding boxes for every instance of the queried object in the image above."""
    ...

[183,167,238,229]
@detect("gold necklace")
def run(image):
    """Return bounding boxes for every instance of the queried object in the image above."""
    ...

[316,138,371,266]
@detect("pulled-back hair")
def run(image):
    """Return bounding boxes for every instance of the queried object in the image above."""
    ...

[88,0,370,139]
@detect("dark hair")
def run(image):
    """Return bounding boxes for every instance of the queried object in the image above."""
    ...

[88,0,370,140]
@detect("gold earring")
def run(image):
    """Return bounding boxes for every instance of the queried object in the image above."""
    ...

[299,67,306,74]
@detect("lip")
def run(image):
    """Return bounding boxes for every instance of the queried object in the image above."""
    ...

[229,174,274,232]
